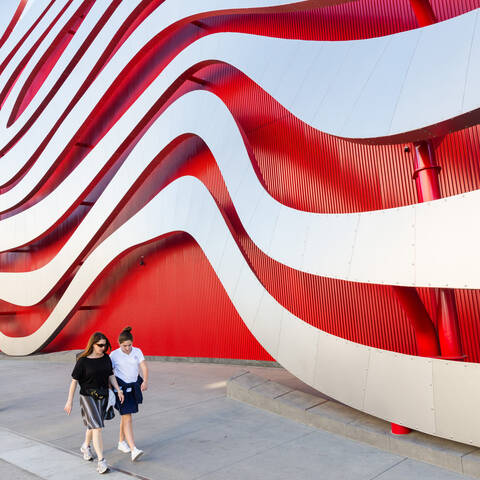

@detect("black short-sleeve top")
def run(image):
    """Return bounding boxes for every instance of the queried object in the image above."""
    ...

[71,355,113,395]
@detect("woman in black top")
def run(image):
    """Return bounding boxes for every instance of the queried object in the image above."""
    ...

[64,332,124,474]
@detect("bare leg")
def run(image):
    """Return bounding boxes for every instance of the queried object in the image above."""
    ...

[119,416,125,443]
[91,428,104,460]
[122,414,135,450]
[83,429,92,447]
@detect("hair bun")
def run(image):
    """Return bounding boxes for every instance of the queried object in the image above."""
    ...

[122,326,132,333]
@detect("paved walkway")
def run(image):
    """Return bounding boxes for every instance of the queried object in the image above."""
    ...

[0,355,474,479]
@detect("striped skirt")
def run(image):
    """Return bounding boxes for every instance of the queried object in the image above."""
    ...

[79,394,113,429]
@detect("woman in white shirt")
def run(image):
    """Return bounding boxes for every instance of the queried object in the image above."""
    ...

[110,326,148,462]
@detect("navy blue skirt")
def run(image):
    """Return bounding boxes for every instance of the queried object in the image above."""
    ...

[114,376,143,415]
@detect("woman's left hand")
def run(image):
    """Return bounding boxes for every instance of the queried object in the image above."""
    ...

[118,390,125,403]
[141,381,148,392]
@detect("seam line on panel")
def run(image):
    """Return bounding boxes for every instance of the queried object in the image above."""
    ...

[339,35,392,136]
[346,213,361,280]
[386,29,422,135]
[309,42,354,125]
[460,10,479,112]
[361,346,373,411]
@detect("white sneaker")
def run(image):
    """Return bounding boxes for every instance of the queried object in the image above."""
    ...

[131,447,144,462]
[80,444,93,461]
[117,441,130,453]
[97,458,109,474]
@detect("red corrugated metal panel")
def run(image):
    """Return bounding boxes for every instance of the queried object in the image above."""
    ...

[41,122,418,357]
[204,0,417,40]
[2,1,480,362]
[45,232,272,360]
[432,0,480,21]
[204,0,480,41]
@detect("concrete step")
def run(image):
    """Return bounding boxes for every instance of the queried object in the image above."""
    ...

[227,370,480,478]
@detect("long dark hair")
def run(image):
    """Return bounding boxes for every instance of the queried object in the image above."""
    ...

[119,326,133,344]
[79,332,111,358]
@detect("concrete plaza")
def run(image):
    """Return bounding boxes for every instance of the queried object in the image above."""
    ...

[0,354,474,479]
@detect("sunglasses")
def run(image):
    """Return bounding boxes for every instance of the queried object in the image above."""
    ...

[95,343,107,348]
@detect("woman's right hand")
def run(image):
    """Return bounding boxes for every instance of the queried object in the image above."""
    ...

[64,400,72,415]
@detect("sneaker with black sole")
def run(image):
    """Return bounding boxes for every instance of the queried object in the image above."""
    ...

[80,444,93,461]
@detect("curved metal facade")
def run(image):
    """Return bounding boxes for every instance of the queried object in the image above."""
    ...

[1,0,480,445]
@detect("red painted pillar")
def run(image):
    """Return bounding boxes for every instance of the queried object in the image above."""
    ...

[409,0,464,361]
[409,0,437,26]
[391,284,440,435]
[412,141,441,202]
[436,290,465,360]
[392,286,440,358]
[391,139,465,434]
[413,141,465,361]
[392,0,464,438]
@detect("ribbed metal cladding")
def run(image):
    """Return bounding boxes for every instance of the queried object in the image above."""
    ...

[46,233,272,359]
[204,0,480,41]
[41,110,421,358]
[432,0,480,20]
[4,0,480,362]
[200,63,419,216]
[162,137,419,357]
[192,53,480,359]
[43,8,480,360]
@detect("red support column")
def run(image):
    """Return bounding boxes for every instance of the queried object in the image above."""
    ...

[391,424,412,435]
[392,286,440,358]
[412,140,465,362]
[391,285,440,435]
[437,290,465,360]
[409,0,437,26]
[391,0,464,438]
[412,141,441,202]
[390,141,466,434]
[391,141,465,434]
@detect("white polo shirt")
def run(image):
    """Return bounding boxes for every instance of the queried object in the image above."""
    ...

[110,346,145,383]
